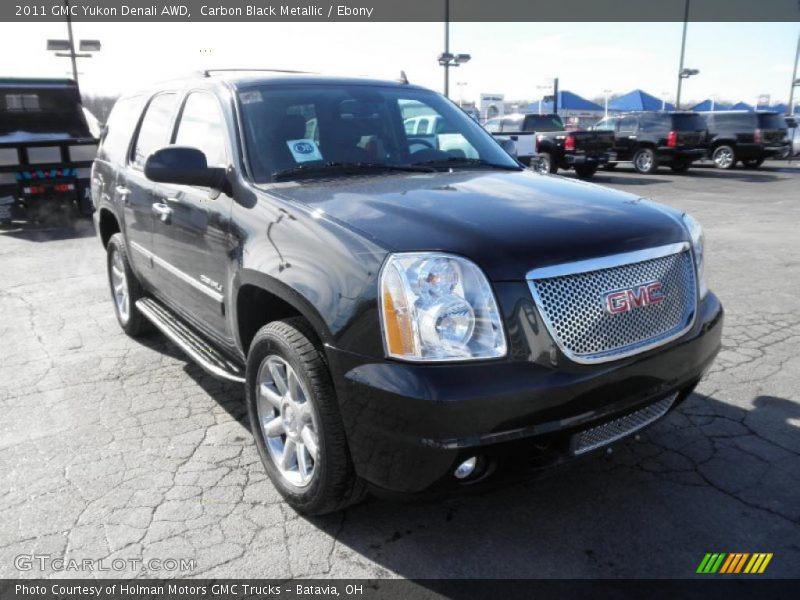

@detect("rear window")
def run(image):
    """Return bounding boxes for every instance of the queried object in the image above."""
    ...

[671,114,706,131]
[711,113,757,130]
[1,86,91,140]
[757,113,787,130]
[522,114,564,132]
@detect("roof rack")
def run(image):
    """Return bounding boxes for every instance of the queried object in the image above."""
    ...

[201,68,312,77]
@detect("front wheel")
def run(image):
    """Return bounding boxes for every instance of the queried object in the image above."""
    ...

[107,233,147,336]
[246,318,366,515]
[633,147,658,174]
[574,164,598,179]
[712,145,736,169]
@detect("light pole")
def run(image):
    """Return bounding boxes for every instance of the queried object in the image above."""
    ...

[661,91,670,111]
[675,0,699,110]
[47,0,101,98]
[603,89,612,117]
[439,0,470,98]
[789,33,800,115]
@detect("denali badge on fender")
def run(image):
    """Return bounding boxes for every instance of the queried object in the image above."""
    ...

[604,281,665,314]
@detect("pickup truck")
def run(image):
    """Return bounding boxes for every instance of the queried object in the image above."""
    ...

[93,71,722,515]
[485,113,615,178]
[0,78,99,225]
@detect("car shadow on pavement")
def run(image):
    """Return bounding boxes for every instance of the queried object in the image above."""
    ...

[581,174,663,186]
[0,217,96,242]
[300,391,799,578]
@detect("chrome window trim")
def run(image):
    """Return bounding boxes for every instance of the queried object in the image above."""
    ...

[130,241,223,304]
[526,242,696,365]
[526,242,689,280]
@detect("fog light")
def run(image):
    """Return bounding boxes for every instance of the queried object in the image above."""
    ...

[454,457,477,479]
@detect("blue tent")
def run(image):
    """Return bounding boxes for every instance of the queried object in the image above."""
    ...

[527,90,604,114]
[608,89,675,112]
[690,99,730,111]
[729,102,754,111]
[767,103,788,114]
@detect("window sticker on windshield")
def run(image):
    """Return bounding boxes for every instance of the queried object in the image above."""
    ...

[287,138,323,163]
[239,90,262,105]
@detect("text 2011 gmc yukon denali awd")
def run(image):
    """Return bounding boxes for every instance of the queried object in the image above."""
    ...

[92,71,723,514]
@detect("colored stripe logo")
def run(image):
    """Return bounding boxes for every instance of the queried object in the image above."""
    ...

[697,553,773,574]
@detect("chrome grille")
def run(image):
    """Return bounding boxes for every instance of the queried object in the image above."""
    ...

[571,393,677,455]
[528,244,697,363]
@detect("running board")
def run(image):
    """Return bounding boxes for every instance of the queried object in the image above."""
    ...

[136,297,245,384]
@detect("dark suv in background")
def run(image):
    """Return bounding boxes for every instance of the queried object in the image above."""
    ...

[592,112,708,174]
[700,110,790,169]
[92,71,722,515]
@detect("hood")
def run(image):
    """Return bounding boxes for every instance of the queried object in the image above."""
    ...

[267,170,688,281]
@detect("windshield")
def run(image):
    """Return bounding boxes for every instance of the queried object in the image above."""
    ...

[522,114,564,132]
[1,86,92,140]
[757,113,787,130]
[238,84,520,182]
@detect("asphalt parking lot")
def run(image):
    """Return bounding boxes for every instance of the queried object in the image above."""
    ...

[1,161,799,580]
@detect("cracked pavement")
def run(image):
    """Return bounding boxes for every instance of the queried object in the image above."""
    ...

[0,162,798,579]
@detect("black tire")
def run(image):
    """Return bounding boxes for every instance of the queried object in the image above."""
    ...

[536,152,558,174]
[602,163,618,171]
[574,164,598,179]
[106,233,147,336]
[246,318,366,515]
[711,144,736,169]
[741,158,764,169]
[632,147,658,174]
[670,160,691,173]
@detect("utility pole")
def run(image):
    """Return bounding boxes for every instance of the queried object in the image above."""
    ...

[65,0,79,92]
[552,78,559,116]
[675,0,690,110]
[789,32,800,114]
[444,0,450,97]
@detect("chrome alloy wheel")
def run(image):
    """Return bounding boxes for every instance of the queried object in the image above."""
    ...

[110,248,130,323]
[535,155,551,174]
[256,355,320,488]
[634,149,654,172]
[713,146,734,169]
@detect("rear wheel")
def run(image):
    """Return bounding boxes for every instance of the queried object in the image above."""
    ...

[711,144,736,169]
[632,147,658,174]
[535,152,557,174]
[246,318,366,515]
[574,164,598,179]
[106,233,146,336]
[741,158,764,169]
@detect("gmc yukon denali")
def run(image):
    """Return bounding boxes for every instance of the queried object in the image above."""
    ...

[92,72,723,515]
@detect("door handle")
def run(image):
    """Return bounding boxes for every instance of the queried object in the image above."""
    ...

[151,202,173,222]
[115,185,131,204]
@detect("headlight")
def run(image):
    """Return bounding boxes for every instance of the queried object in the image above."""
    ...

[682,213,707,299]
[380,253,507,361]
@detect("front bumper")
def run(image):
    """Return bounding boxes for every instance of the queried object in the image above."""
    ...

[328,291,723,495]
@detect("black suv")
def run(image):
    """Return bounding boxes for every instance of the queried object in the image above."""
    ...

[699,110,790,169]
[92,72,723,514]
[592,111,708,174]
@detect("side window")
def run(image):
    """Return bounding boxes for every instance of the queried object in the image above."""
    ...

[618,117,637,133]
[99,96,143,164]
[131,92,177,169]
[174,92,227,167]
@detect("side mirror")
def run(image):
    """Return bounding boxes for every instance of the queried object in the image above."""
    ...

[144,146,225,189]
[497,137,517,158]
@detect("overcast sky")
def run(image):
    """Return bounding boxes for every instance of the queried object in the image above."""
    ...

[2,21,798,106]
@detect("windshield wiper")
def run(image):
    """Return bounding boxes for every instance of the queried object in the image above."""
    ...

[412,157,522,171]
[273,161,435,181]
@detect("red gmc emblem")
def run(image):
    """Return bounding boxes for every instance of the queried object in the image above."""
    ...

[604,281,665,314]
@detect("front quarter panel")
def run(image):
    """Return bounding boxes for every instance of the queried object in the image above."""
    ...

[230,182,388,358]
